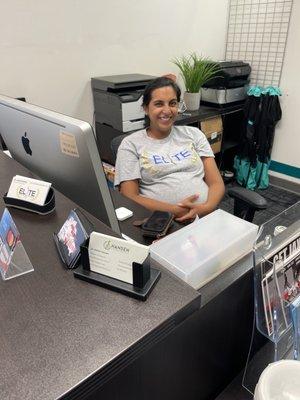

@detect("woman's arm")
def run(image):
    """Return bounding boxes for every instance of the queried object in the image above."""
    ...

[202,156,225,212]
[176,157,225,222]
[119,180,192,218]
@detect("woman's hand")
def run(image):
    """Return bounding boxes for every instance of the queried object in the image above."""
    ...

[175,157,225,222]
[171,204,190,218]
[120,180,191,218]
[175,202,210,222]
[174,194,210,222]
[177,194,199,209]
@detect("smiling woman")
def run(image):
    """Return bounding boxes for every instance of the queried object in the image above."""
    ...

[114,77,225,222]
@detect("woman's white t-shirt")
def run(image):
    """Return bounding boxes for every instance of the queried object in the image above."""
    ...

[114,125,214,204]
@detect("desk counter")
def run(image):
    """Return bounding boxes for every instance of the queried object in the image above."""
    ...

[0,152,201,400]
[0,151,259,400]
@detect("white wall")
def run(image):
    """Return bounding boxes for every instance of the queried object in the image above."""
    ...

[270,1,300,183]
[0,0,228,124]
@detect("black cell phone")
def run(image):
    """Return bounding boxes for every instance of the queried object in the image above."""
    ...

[142,211,173,237]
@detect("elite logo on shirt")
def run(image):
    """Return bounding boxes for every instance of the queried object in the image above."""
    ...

[141,143,200,175]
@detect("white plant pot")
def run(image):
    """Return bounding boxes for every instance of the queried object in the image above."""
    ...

[183,91,201,111]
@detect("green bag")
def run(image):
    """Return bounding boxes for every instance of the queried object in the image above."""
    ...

[233,156,270,190]
[233,156,257,190]
[255,160,270,189]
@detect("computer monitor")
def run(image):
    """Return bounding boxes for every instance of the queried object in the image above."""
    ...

[0,94,121,234]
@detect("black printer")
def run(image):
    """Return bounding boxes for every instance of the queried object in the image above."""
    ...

[91,74,156,132]
[201,61,251,106]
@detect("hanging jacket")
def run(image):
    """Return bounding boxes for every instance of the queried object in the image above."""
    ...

[256,94,282,164]
[234,87,282,190]
[239,95,261,166]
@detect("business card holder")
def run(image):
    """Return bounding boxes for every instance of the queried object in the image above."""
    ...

[3,187,55,215]
[74,239,161,301]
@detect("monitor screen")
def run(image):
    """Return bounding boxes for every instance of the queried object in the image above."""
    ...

[0,94,121,234]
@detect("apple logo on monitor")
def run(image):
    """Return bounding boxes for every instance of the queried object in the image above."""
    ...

[21,132,32,155]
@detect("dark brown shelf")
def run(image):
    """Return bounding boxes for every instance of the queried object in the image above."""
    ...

[175,103,244,126]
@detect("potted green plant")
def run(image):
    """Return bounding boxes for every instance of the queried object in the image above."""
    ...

[173,53,220,111]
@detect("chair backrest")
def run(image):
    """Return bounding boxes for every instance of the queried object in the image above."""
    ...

[110,133,130,164]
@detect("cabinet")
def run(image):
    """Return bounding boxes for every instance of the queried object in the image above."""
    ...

[175,104,245,172]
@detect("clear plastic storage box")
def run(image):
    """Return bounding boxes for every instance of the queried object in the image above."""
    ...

[150,209,258,289]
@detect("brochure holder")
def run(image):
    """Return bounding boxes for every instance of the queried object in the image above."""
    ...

[1,240,34,280]
[74,238,161,301]
[3,187,55,215]
[53,208,94,269]
[242,202,300,394]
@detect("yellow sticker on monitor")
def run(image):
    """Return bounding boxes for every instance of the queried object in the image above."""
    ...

[60,131,79,157]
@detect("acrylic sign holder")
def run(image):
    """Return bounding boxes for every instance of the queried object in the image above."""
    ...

[242,202,300,395]
[0,210,34,281]
[1,239,34,280]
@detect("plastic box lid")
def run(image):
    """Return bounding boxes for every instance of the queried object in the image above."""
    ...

[150,209,258,290]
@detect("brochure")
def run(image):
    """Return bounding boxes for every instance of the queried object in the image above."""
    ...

[291,295,300,359]
[0,209,20,277]
[261,241,300,336]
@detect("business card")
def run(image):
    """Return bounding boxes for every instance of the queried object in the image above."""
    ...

[7,175,52,206]
[88,232,149,284]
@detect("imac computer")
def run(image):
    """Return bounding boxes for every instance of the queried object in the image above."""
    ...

[0,94,121,234]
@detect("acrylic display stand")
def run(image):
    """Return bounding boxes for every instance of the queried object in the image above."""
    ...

[53,208,94,270]
[74,239,161,301]
[242,202,300,394]
[1,240,34,280]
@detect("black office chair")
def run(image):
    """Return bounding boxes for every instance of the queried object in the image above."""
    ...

[111,134,267,223]
[227,186,267,222]
[111,133,131,163]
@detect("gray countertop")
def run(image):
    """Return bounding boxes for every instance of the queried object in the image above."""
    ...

[0,152,200,400]
[0,151,257,400]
